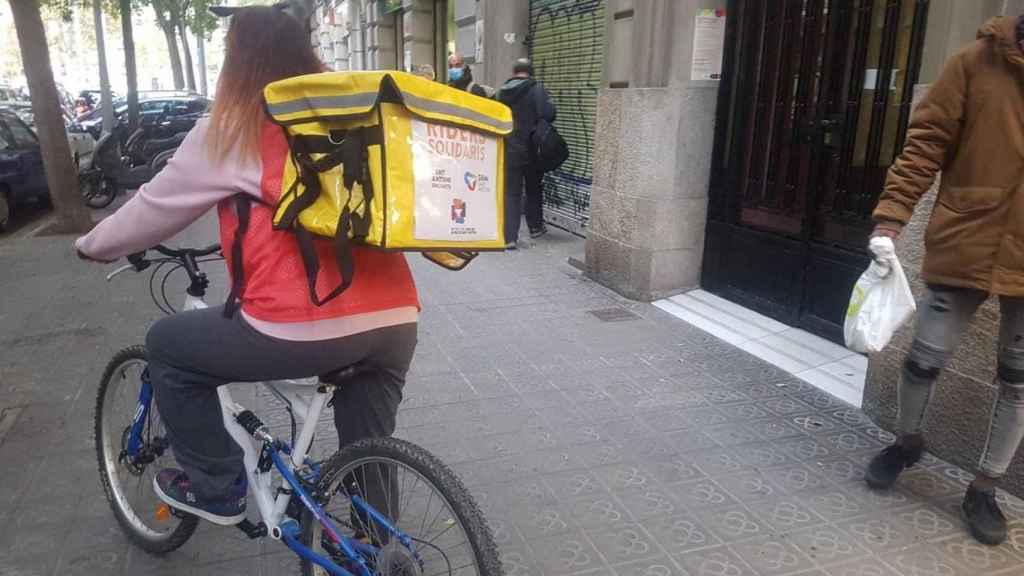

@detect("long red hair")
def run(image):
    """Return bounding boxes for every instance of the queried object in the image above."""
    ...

[207,6,322,162]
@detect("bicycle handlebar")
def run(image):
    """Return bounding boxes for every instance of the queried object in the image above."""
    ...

[151,243,221,258]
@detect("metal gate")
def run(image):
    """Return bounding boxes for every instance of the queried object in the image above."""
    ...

[528,0,605,235]
[703,0,929,343]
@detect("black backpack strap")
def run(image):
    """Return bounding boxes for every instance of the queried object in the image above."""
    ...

[222,195,252,318]
[293,207,356,306]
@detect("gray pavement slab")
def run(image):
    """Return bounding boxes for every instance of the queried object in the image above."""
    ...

[1,226,1023,575]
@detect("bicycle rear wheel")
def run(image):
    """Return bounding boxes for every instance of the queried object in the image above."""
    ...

[94,345,198,553]
[301,437,502,576]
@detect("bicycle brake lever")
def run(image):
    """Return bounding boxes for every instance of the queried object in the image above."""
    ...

[126,251,150,271]
[106,264,136,281]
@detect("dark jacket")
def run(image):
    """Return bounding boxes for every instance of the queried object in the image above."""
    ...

[448,67,491,98]
[874,17,1024,296]
[497,77,556,166]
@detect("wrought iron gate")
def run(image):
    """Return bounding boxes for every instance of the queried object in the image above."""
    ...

[704,0,929,343]
[528,0,605,234]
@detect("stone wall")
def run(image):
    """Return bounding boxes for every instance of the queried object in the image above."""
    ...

[584,0,720,301]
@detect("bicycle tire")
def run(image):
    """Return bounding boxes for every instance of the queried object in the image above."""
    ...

[94,345,198,554]
[300,437,503,576]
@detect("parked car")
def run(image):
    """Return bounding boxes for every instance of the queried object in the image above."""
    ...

[77,93,212,139]
[5,102,97,171]
[0,108,48,231]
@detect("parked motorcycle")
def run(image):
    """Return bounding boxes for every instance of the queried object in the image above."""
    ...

[79,112,191,208]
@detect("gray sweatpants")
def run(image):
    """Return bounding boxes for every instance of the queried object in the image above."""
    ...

[898,285,1024,477]
[145,306,417,499]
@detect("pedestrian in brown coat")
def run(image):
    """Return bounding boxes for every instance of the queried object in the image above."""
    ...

[866,16,1024,547]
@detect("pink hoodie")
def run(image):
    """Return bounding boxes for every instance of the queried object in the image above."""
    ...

[76,119,417,341]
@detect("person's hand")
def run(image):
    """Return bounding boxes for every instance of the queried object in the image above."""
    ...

[74,242,115,263]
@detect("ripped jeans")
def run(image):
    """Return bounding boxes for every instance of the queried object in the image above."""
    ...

[898,285,1024,477]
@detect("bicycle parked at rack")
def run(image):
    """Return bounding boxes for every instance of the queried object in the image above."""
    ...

[93,243,502,576]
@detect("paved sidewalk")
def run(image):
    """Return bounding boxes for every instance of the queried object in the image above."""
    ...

[0,226,1022,576]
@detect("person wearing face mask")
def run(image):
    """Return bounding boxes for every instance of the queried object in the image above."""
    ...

[446,52,493,98]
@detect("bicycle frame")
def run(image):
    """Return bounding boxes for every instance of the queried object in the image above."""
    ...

[122,292,408,576]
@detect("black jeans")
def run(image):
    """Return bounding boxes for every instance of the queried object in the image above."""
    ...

[504,162,544,243]
[145,306,417,498]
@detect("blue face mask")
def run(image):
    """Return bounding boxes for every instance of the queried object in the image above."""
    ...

[448,67,465,82]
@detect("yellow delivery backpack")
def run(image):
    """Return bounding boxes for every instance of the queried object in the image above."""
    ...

[262,70,511,305]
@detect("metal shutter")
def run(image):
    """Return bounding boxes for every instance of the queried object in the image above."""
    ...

[528,0,605,235]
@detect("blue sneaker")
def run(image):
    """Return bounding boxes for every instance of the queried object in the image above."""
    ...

[153,468,247,526]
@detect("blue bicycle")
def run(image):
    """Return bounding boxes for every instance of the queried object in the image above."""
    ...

[94,244,502,576]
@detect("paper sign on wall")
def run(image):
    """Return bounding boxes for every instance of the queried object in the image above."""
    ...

[412,119,500,241]
[691,8,726,81]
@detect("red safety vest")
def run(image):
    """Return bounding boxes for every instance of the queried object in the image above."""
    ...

[217,122,419,323]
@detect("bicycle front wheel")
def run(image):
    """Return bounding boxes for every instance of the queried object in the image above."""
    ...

[301,437,503,576]
[94,345,198,554]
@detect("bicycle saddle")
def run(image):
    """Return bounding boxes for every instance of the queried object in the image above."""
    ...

[319,365,357,385]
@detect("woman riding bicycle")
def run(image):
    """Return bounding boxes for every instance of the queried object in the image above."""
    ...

[76,5,418,526]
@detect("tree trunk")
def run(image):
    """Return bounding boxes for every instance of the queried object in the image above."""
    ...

[7,0,91,233]
[94,0,115,134]
[178,22,196,92]
[196,33,207,96]
[121,0,140,129]
[154,6,185,91]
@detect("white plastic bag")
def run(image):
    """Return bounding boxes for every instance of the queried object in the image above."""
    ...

[844,237,917,353]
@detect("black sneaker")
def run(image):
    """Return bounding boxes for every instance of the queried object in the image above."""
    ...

[864,443,922,489]
[962,486,1008,545]
[153,468,247,526]
[529,225,548,239]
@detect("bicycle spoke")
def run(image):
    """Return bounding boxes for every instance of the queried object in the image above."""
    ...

[422,561,475,576]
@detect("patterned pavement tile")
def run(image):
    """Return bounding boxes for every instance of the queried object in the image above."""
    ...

[644,407,730,432]
[642,513,722,555]
[807,456,866,486]
[885,544,967,576]
[638,454,708,486]
[713,470,785,504]
[715,401,773,421]
[892,504,962,541]
[664,429,722,453]
[525,530,608,575]
[730,441,794,468]
[587,523,663,565]
[507,500,580,539]
[822,556,901,576]
[593,462,661,493]
[731,535,816,576]
[674,545,758,576]
[787,525,872,567]
[898,468,966,501]
[694,506,772,543]
[820,430,885,455]
[543,469,609,501]
[703,423,763,447]
[772,436,834,462]
[938,532,1024,573]
[743,417,807,441]
[760,464,833,494]
[802,488,870,522]
[746,497,827,532]
[567,493,637,530]
[789,413,848,436]
[611,557,688,576]
[834,514,918,553]
[1007,520,1024,558]
[500,546,545,576]
[615,486,684,521]
[680,447,753,477]
[672,478,740,511]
